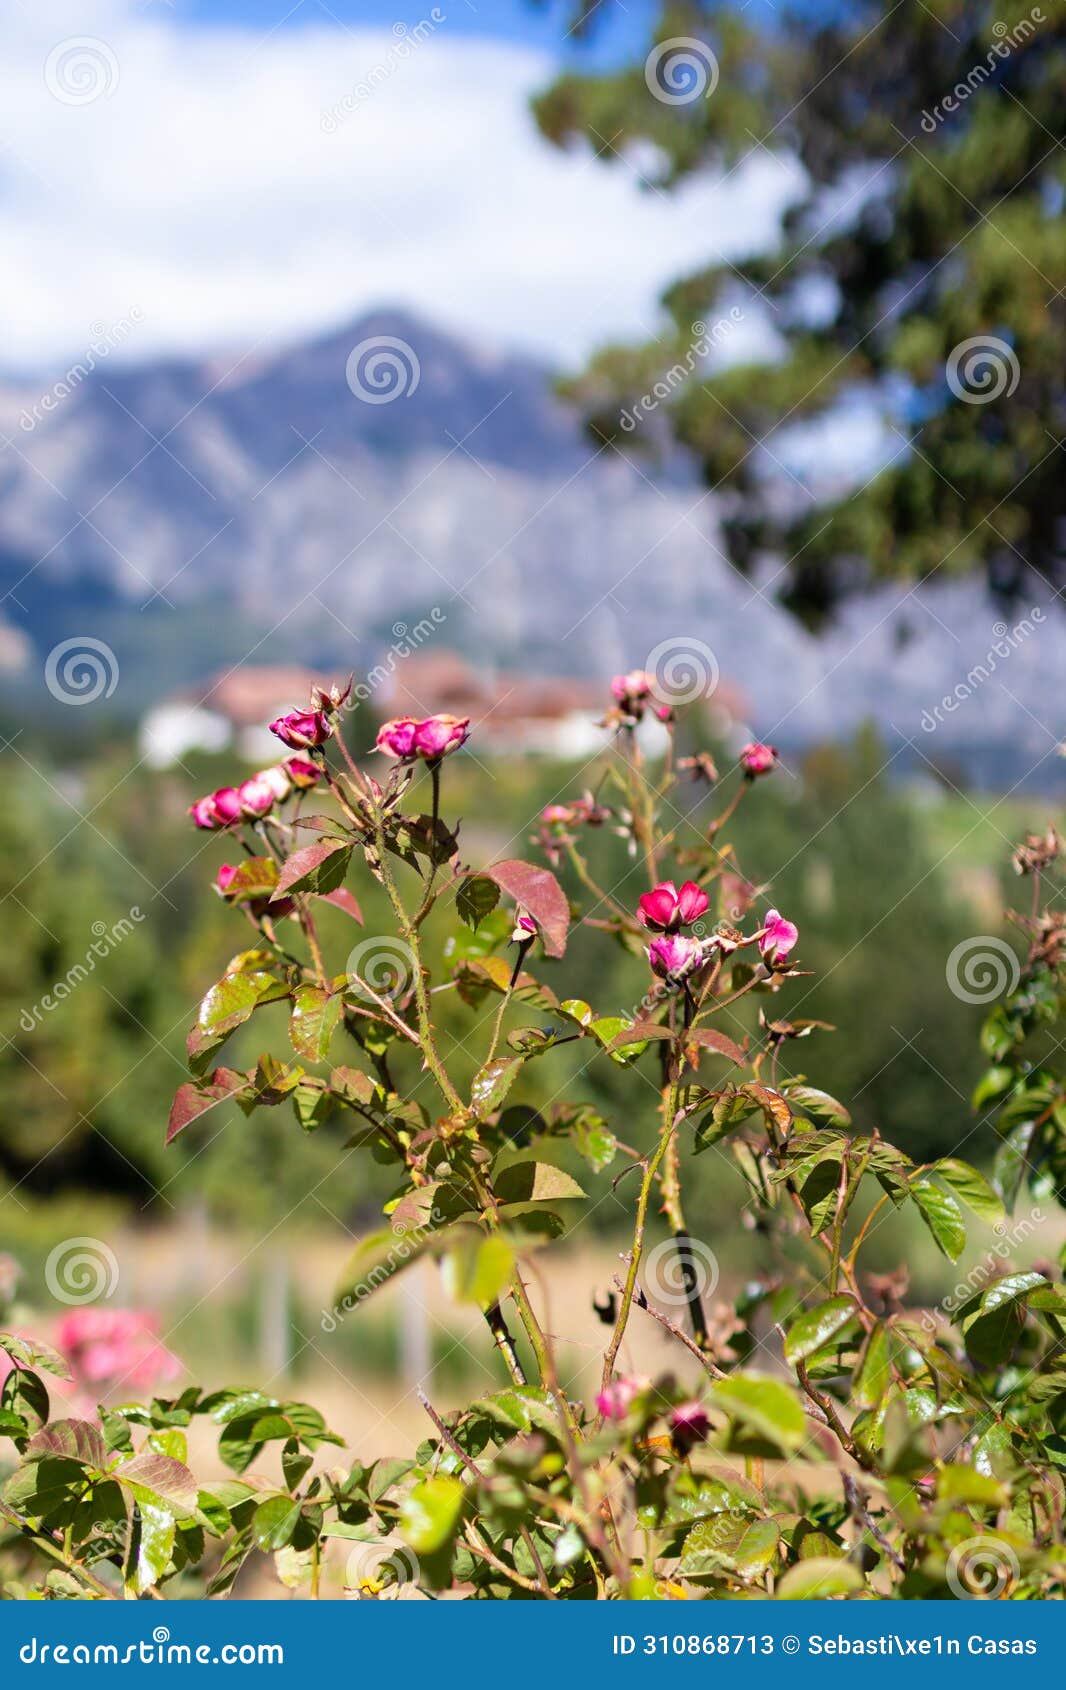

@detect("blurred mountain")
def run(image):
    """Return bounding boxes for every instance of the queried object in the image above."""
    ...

[0,307,1061,785]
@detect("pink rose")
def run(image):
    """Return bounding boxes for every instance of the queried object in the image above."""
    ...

[610,669,653,717]
[189,795,222,830]
[284,756,321,789]
[596,1376,643,1421]
[375,717,419,759]
[648,933,703,980]
[670,1400,710,1454]
[211,787,243,825]
[238,775,275,818]
[740,742,777,778]
[637,879,709,933]
[257,764,292,802]
[758,908,798,965]
[541,805,573,826]
[269,709,332,750]
[414,714,470,759]
[216,863,239,895]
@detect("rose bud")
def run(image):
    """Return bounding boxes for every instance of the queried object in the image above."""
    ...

[758,908,799,965]
[238,775,275,818]
[637,879,710,933]
[190,795,222,830]
[740,741,777,778]
[269,709,333,750]
[284,756,321,789]
[413,714,470,759]
[311,677,353,714]
[216,863,239,896]
[679,752,719,785]
[375,717,419,759]
[211,787,243,826]
[596,1376,643,1422]
[610,669,652,718]
[648,933,703,981]
[541,804,574,826]
[257,764,292,803]
[670,1400,710,1455]
[511,913,537,946]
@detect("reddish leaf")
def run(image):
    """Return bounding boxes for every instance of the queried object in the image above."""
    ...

[25,1418,107,1468]
[273,839,351,899]
[686,1028,747,1066]
[483,859,570,958]
[167,1068,247,1145]
[224,857,279,902]
[314,887,363,923]
[116,1451,199,1515]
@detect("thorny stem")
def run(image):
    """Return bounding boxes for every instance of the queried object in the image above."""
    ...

[601,1094,679,1391]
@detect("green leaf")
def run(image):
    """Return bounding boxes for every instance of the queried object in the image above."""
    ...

[681,1514,779,1579]
[783,1085,852,1128]
[252,1494,302,1551]
[712,1375,806,1455]
[910,1178,966,1261]
[470,1056,521,1118]
[0,1367,48,1434]
[401,1475,463,1555]
[0,1335,73,1381]
[853,1323,890,1408]
[495,1160,586,1204]
[784,1296,859,1365]
[776,1557,863,1598]
[134,1501,176,1594]
[441,1235,514,1308]
[456,877,500,929]
[24,1419,107,1469]
[289,986,342,1063]
[933,1158,1006,1228]
[116,1451,198,1515]
[273,839,352,899]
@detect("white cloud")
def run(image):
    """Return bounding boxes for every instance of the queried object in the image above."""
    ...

[0,0,801,371]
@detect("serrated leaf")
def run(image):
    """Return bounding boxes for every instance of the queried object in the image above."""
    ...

[289,986,342,1062]
[910,1179,966,1261]
[456,877,500,929]
[0,1335,73,1381]
[252,1494,302,1551]
[273,839,352,899]
[471,1056,521,1118]
[166,1067,247,1144]
[494,1161,586,1204]
[784,1295,859,1365]
[933,1158,1005,1227]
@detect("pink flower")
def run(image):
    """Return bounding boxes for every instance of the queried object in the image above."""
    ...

[189,795,222,830]
[670,1400,710,1454]
[740,742,777,778]
[637,879,709,933]
[284,756,321,790]
[759,908,799,965]
[511,913,537,945]
[596,1376,643,1421]
[414,714,469,759]
[375,717,419,758]
[238,775,275,818]
[54,1309,182,1397]
[211,787,243,826]
[610,669,653,717]
[541,805,573,826]
[648,933,703,981]
[257,764,292,802]
[269,709,332,751]
[216,863,239,895]
[376,715,470,761]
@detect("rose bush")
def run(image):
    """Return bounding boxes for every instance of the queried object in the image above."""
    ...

[2,677,1065,1600]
